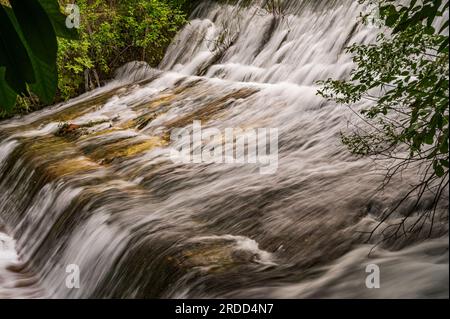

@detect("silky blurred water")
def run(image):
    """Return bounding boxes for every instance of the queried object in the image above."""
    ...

[0,0,448,298]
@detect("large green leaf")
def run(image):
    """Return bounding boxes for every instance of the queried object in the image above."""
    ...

[5,5,57,104]
[0,5,35,95]
[10,0,57,65]
[28,55,58,104]
[37,0,79,40]
[0,68,18,110]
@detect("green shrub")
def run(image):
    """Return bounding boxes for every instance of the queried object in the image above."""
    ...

[57,0,188,101]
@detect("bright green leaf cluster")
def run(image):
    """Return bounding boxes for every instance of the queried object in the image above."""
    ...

[56,0,188,101]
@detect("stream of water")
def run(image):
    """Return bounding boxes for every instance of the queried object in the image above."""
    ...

[0,0,448,298]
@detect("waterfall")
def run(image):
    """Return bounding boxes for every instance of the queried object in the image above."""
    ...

[0,0,448,298]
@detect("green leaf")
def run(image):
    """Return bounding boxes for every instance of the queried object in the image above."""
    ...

[424,25,435,34]
[10,0,57,65]
[5,5,57,104]
[386,12,400,27]
[425,133,434,145]
[0,67,18,110]
[435,164,445,177]
[0,5,35,95]
[440,137,449,153]
[37,0,79,40]
[28,56,57,104]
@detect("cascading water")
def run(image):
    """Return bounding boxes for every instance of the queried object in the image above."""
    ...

[0,0,448,298]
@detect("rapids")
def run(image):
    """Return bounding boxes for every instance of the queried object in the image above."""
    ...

[0,0,448,298]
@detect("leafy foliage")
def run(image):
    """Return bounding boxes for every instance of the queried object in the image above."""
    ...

[1,0,191,118]
[318,0,449,239]
[56,0,188,102]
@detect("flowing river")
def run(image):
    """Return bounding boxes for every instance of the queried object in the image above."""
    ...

[0,0,448,298]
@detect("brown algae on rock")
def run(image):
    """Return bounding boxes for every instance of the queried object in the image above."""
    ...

[85,137,167,164]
